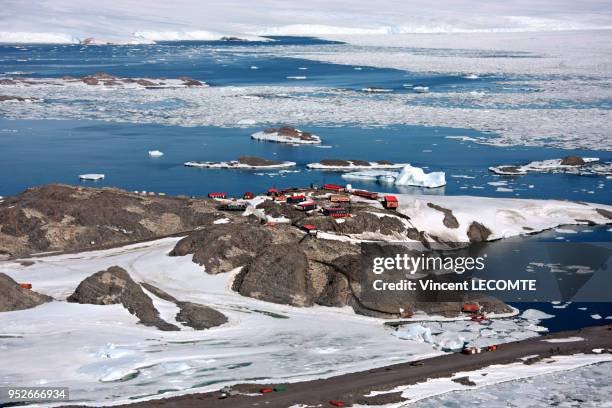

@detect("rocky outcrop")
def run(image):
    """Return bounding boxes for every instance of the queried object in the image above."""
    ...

[236,156,284,166]
[175,302,228,329]
[170,221,272,273]
[233,243,313,306]
[179,76,204,86]
[0,273,52,312]
[427,203,459,229]
[67,266,179,331]
[264,126,318,142]
[561,156,585,166]
[319,159,371,166]
[596,208,612,220]
[0,184,224,257]
[140,282,227,330]
[467,221,492,242]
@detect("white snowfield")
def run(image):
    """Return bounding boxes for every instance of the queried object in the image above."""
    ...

[1,0,611,44]
[0,238,439,405]
[184,160,296,169]
[251,130,322,144]
[343,165,447,188]
[306,161,407,171]
[344,193,612,243]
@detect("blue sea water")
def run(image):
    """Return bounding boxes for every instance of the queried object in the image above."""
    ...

[0,37,611,331]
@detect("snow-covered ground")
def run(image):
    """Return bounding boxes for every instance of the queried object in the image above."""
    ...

[347,193,612,242]
[0,190,610,404]
[0,238,440,405]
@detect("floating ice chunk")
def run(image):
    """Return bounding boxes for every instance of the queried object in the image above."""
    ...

[465,74,479,79]
[148,150,164,157]
[79,173,105,181]
[343,164,446,188]
[591,314,602,320]
[413,86,429,93]
[286,76,307,80]
[520,309,555,320]
[250,65,259,70]
[395,165,446,188]
[392,324,432,343]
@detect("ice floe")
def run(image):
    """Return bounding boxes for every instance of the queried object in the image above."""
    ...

[148,150,164,157]
[490,156,611,177]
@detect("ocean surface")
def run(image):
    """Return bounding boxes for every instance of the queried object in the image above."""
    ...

[1,36,611,331]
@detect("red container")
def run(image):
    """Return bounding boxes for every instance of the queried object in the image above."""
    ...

[260,388,274,394]
[20,283,32,290]
[323,184,344,192]
[329,400,345,407]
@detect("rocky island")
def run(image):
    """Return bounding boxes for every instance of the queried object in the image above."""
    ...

[251,126,322,144]
[306,159,406,171]
[184,156,296,169]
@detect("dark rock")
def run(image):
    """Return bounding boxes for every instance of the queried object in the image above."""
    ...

[0,79,17,85]
[175,302,228,329]
[560,156,585,166]
[427,203,459,229]
[263,126,318,142]
[179,76,204,86]
[596,208,612,220]
[452,376,476,386]
[139,283,227,329]
[233,243,314,306]
[355,392,407,405]
[0,95,27,102]
[136,79,156,87]
[82,77,99,85]
[170,222,272,273]
[67,266,179,331]
[301,212,406,236]
[0,184,222,257]
[256,200,306,223]
[236,156,283,166]
[467,221,492,242]
[0,273,52,312]
[319,159,351,166]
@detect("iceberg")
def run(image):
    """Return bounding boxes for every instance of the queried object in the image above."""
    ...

[342,164,446,188]
[395,165,446,188]
[148,150,164,157]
